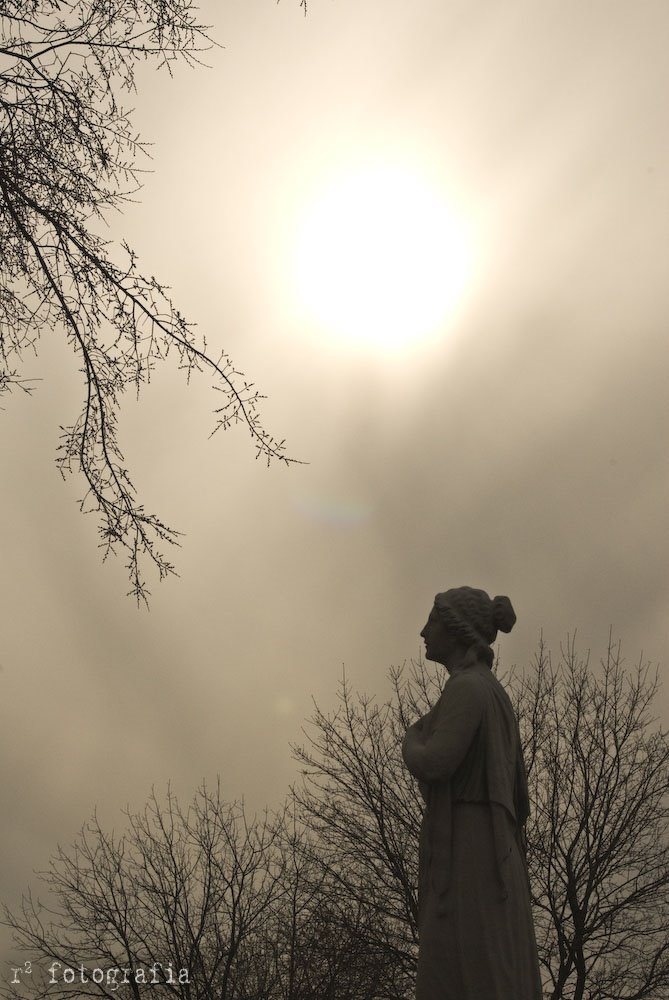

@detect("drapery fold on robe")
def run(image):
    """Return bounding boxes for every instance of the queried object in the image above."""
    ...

[402,665,529,911]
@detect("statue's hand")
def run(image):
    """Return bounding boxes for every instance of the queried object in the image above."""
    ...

[404,721,426,747]
[402,722,424,772]
[412,698,441,736]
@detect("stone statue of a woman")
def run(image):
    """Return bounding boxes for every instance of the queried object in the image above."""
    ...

[402,586,543,1000]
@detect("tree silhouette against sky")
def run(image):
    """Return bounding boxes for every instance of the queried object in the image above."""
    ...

[291,640,669,1000]
[517,636,669,1000]
[2,638,668,1000]
[0,2,297,603]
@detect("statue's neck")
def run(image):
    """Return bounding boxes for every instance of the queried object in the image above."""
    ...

[446,651,489,675]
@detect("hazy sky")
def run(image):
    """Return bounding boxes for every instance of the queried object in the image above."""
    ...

[2,0,669,961]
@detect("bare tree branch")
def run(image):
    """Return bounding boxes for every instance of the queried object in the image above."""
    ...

[4,637,666,999]
[514,634,669,1000]
[0,1,300,603]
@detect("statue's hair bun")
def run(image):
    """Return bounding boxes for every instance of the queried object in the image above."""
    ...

[491,595,516,633]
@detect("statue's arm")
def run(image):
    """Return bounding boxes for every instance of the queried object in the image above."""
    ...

[402,700,440,790]
[412,699,440,733]
[402,676,483,784]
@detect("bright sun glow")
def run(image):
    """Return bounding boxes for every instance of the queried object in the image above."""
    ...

[294,163,474,354]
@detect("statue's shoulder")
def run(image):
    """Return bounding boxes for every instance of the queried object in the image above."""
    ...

[446,667,489,699]
[450,666,507,706]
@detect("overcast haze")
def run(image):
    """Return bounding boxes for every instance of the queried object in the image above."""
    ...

[2,0,669,964]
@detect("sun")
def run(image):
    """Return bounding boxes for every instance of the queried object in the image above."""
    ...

[293,162,474,355]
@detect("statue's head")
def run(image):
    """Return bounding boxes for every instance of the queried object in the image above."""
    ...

[421,586,516,669]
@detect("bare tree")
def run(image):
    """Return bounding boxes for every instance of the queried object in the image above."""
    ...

[289,667,440,999]
[516,635,669,1000]
[4,639,666,999]
[291,642,669,1000]
[2,783,393,1000]
[0,2,298,602]
[267,809,395,1000]
[1,783,287,1000]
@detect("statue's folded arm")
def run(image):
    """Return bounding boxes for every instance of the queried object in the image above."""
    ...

[402,674,484,784]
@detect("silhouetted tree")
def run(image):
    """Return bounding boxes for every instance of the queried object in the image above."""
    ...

[1,784,387,1000]
[1,783,287,1000]
[4,640,667,1000]
[268,811,394,999]
[0,2,295,602]
[289,666,437,999]
[516,636,669,1000]
[292,641,669,1000]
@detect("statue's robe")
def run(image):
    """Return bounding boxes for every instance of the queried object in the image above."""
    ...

[403,664,543,1000]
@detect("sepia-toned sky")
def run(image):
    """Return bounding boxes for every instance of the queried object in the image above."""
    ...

[2,0,669,960]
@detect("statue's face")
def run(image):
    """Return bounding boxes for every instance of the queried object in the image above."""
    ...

[420,606,459,666]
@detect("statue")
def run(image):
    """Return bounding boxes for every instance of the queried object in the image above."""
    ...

[402,587,543,1000]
